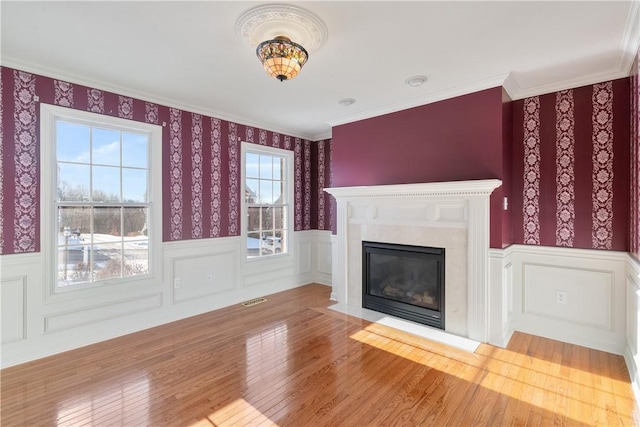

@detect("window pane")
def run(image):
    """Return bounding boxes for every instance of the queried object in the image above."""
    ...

[272,206,284,229]
[93,165,121,201]
[57,121,90,163]
[247,207,260,232]
[273,181,282,203]
[122,168,147,202]
[92,128,121,166]
[259,155,272,179]
[246,153,260,178]
[58,163,90,201]
[57,206,90,243]
[94,243,123,281]
[123,207,147,236]
[124,242,149,277]
[261,207,274,230]
[246,179,259,203]
[122,132,148,168]
[94,207,122,238]
[260,180,273,203]
[70,248,92,284]
[278,230,286,252]
[273,157,283,180]
[247,232,260,257]
[58,245,91,287]
[260,231,276,256]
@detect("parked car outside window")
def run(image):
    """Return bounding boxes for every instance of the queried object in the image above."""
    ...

[261,236,282,254]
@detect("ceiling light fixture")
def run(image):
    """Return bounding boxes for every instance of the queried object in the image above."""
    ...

[257,36,309,82]
[236,4,328,83]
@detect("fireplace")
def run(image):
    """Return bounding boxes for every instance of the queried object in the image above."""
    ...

[363,241,445,329]
[325,179,502,343]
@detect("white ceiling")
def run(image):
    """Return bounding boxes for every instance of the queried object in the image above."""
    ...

[2,1,639,141]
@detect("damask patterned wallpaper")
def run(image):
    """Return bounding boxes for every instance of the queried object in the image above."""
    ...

[512,78,630,251]
[0,66,333,255]
[630,49,640,260]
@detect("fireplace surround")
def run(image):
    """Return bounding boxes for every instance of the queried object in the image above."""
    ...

[325,179,502,343]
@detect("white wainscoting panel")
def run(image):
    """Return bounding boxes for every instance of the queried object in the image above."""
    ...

[1,276,26,343]
[522,263,613,329]
[508,245,627,355]
[298,241,312,276]
[317,238,332,279]
[1,230,329,368]
[45,293,163,332]
[624,255,640,400]
[172,251,236,303]
[291,230,332,286]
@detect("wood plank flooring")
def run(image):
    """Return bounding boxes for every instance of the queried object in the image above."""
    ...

[2,283,638,426]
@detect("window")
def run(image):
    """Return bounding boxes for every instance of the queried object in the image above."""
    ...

[41,104,162,292]
[242,143,293,258]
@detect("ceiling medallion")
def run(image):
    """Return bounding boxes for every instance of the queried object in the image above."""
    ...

[236,4,328,81]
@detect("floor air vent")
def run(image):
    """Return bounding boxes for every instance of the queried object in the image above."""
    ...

[241,297,267,307]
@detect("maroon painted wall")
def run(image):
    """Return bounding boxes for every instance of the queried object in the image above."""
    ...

[511,78,630,251]
[332,87,507,248]
[502,88,514,247]
[0,67,332,255]
[631,49,640,260]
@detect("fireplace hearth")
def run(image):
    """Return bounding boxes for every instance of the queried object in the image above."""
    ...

[362,241,445,329]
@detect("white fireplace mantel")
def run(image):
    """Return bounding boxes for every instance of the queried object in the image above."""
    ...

[325,179,502,344]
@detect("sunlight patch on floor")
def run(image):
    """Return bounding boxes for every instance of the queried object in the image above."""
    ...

[330,303,480,352]
[192,398,277,427]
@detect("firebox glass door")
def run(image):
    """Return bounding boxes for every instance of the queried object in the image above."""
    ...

[368,253,440,311]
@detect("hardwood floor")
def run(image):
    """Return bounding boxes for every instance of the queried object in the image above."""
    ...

[2,283,638,426]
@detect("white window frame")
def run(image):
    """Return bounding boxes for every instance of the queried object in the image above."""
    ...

[241,142,294,261]
[40,104,162,294]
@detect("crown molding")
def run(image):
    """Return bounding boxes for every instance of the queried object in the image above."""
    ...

[308,130,332,141]
[507,66,631,101]
[501,72,520,101]
[0,56,323,141]
[619,0,640,75]
[325,179,503,200]
[326,73,510,128]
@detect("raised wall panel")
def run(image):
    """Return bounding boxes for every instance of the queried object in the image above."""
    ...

[1,276,26,343]
[173,252,235,303]
[627,276,639,356]
[508,245,627,354]
[45,293,162,333]
[523,263,613,329]
[317,241,332,275]
[506,263,513,319]
[434,202,467,223]
[298,241,311,275]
